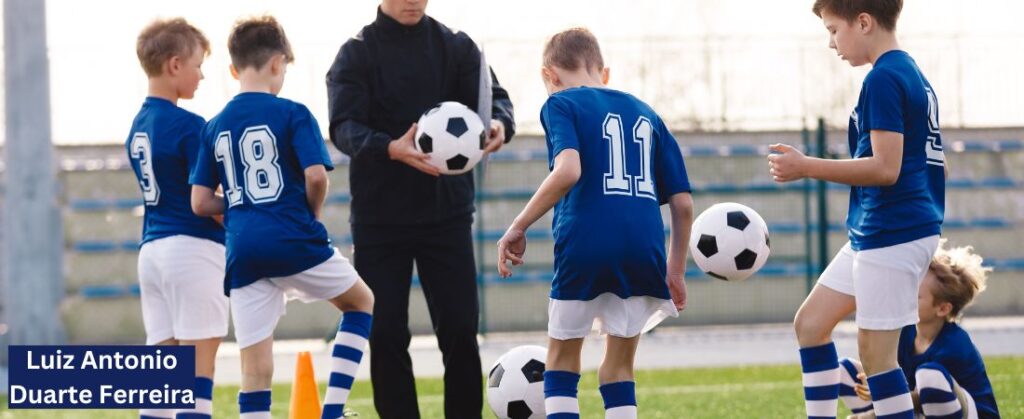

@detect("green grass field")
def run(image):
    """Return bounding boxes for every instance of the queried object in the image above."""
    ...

[3,356,1022,418]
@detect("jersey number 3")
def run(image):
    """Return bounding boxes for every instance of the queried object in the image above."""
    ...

[215,125,284,207]
[603,114,656,200]
[130,133,160,205]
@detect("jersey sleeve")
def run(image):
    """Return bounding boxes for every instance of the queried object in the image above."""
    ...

[188,123,220,188]
[861,69,905,134]
[290,104,335,171]
[540,95,579,164]
[654,117,691,204]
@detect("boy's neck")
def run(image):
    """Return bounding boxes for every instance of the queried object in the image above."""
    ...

[915,318,945,345]
[147,79,179,105]
[237,70,276,95]
[555,70,604,92]
[867,33,901,65]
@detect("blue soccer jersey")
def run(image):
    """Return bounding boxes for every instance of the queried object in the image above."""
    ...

[189,92,335,292]
[847,50,945,250]
[898,323,999,418]
[126,97,224,246]
[540,87,691,301]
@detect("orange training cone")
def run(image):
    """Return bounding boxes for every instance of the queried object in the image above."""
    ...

[289,351,322,419]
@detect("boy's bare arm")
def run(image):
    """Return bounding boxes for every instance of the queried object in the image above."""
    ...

[304,164,329,220]
[191,185,224,217]
[509,149,581,232]
[497,149,581,277]
[666,192,693,310]
[768,130,904,186]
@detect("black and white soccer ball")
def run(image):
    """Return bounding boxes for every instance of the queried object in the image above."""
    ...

[689,202,770,282]
[414,101,486,175]
[487,345,547,419]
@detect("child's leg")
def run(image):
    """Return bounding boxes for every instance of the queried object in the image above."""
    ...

[860,330,913,419]
[854,237,938,419]
[795,284,856,419]
[545,337,584,419]
[174,338,220,419]
[139,340,179,419]
[599,335,641,419]
[239,337,274,419]
[838,358,874,415]
[322,279,375,419]
[914,362,976,419]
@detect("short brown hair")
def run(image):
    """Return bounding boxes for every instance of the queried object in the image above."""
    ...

[812,0,903,32]
[136,18,210,77]
[928,240,991,321]
[543,27,604,72]
[228,15,295,71]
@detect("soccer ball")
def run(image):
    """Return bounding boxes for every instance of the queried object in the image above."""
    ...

[414,101,487,175]
[487,345,547,419]
[689,202,770,281]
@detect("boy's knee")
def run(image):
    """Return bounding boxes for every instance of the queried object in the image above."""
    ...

[794,311,828,345]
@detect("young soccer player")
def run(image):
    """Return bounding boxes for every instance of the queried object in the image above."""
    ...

[767,1,946,418]
[127,18,225,419]
[839,241,1000,419]
[189,16,374,419]
[496,28,693,419]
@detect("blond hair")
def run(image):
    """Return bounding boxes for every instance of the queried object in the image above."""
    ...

[929,239,991,321]
[136,18,210,77]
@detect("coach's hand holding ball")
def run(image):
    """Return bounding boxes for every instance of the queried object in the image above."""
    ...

[388,123,440,177]
[767,143,808,182]
[485,119,507,153]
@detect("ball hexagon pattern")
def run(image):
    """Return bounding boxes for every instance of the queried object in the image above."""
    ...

[414,101,486,175]
[688,202,770,282]
[487,345,547,419]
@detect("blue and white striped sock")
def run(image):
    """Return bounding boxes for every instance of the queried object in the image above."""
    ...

[915,363,963,419]
[799,342,840,419]
[544,370,581,419]
[838,358,873,415]
[867,368,914,419]
[238,389,272,419]
[322,311,372,419]
[599,381,637,419]
[140,409,175,419]
[175,376,213,419]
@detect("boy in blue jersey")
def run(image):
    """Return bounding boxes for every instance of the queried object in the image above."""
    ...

[768,1,946,418]
[840,241,999,419]
[189,16,374,419]
[497,28,693,419]
[127,18,225,419]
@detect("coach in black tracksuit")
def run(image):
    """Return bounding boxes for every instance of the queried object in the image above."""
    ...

[326,1,515,417]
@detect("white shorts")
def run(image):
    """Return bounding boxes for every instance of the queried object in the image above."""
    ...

[231,248,358,349]
[138,235,229,345]
[548,293,678,340]
[818,235,939,330]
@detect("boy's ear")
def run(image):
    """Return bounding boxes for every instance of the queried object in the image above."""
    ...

[856,12,872,33]
[270,54,285,76]
[601,67,610,86]
[229,64,240,81]
[541,66,559,86]
[937,301,954,319]
[166,56,182,76]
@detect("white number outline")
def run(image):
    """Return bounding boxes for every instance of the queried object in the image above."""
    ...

[602,114,657,201]
[239,126,284,204]
[924,87,945,167]
[130,133,160,206]
[214,125,283,207]
[602,114,633,196]
[632,117,657,200]
[214,131,244,207]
